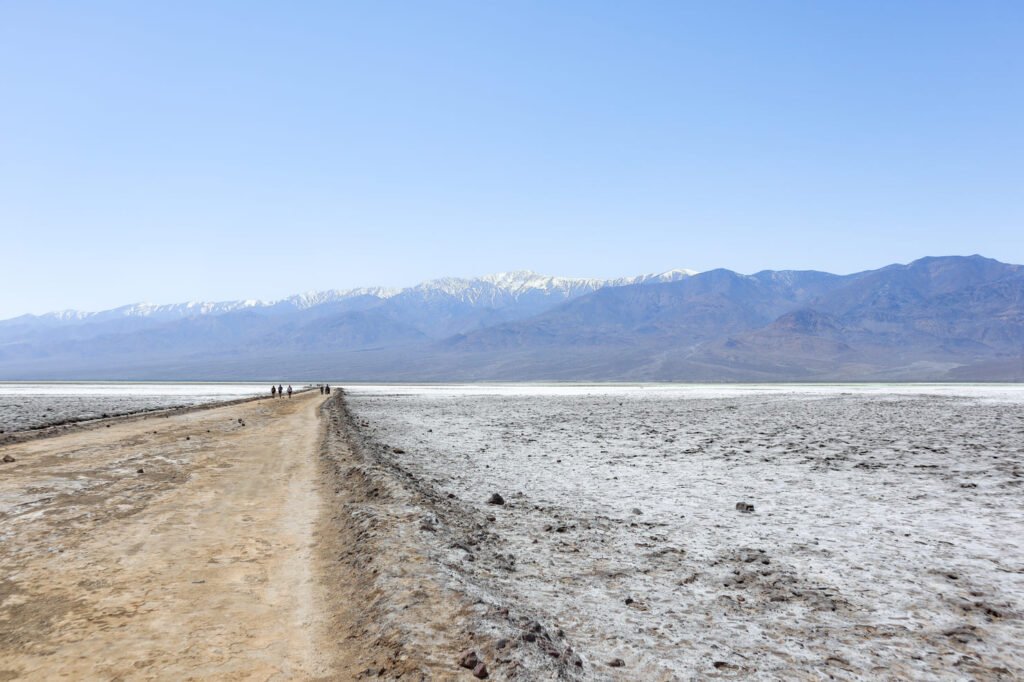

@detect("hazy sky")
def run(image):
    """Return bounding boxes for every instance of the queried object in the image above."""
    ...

[1,1,1021,318]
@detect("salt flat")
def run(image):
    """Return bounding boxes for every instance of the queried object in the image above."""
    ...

[0,382,268,433]
[346,384,1024,680]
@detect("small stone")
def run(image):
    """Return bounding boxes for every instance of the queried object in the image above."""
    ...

[735,502,755,513]
[393,448,405,454]
[458,650,479,669]
[608,658,625,667]
[472,661,489,679]
[631,508,643,515]
[624,597,634,605]
[496,638,509,650]
[486,515,496,522]
[2,454,16,463]
[488,493,505,505]
[137,468,144,474]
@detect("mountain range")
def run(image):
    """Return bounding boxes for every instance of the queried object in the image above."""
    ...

[1,257,1021,381]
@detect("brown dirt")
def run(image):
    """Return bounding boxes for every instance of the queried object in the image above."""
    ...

[0,390,570,681]
[0,392,338,680]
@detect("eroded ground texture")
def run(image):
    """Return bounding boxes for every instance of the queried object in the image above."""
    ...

[345,385,1024,680]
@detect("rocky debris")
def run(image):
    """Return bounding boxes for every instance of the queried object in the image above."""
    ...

[735,502,755,513]
[2,454,15,463]
[137,468,145,474]
[631,507,643,515]
[488,492,505,505]
[518,619,583,668]
[607,658,625,667]
[392,447,405,454]
[473,661,489,678]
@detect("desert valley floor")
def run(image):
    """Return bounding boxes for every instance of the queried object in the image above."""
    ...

[0,384,1021,680]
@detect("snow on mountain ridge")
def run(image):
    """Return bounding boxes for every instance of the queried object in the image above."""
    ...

[9,268,697,323]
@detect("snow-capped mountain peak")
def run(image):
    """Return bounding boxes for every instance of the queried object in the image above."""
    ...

[5,267,698,324]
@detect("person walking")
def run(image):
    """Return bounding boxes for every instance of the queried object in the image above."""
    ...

[287,385,293,399]
[278,384,283,399]
[325,384,331,395]
[271,385,277,399]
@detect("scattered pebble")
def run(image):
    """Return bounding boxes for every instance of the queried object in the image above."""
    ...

[458,649,479,669]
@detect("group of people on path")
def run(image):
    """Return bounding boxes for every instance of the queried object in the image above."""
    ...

[269,383,332,399]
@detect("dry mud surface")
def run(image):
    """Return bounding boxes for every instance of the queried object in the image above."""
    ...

[345,384,1024,680]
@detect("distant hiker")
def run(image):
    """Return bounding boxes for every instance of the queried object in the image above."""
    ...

[271,385,277,398]
[319,385,324,395]
[287,385,293,398]
[278,384,283,398]
[325,384,331,395]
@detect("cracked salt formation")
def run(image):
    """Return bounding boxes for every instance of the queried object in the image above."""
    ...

[346,384,1024,679]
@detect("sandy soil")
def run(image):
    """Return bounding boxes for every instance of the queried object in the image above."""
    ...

[0,391,335,680]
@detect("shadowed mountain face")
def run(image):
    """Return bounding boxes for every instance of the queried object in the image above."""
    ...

[1,256,1021,381]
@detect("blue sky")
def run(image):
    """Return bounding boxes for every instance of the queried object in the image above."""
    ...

[1,1,1021,318]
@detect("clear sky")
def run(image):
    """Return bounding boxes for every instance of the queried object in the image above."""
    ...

[1,1,1021,318]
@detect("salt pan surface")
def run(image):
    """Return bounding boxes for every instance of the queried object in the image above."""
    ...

[347,384,1024,679]
[0,383,268,432]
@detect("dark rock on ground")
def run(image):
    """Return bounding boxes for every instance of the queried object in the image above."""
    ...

[458,649,479,669]
[488,493,505,505]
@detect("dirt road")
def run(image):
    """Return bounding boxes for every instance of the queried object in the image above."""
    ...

[0,391,333,680]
